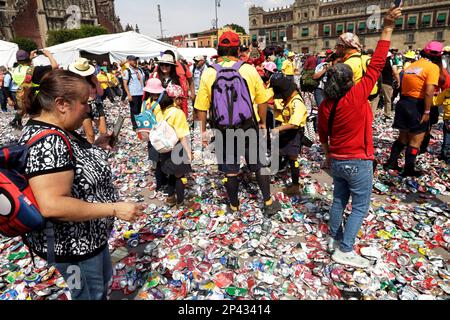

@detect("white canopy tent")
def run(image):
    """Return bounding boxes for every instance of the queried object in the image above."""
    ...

[33,31,177,67]
[0,40,19,68]
[177,48,218,63]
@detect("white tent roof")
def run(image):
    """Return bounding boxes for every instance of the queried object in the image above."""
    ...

[33,31,177,67]
[0,40,19,68]
[177,48,218,63]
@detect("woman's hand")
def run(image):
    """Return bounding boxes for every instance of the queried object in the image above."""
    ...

[384,7,403,30]
[93,132,114,150]
[113,202,144,222]
[420,113,430,124]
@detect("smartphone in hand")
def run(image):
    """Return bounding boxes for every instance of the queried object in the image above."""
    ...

[393,0,403,7]
[110,115,125,147]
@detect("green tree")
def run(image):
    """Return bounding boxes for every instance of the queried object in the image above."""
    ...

[47,25,108,46]
[224,24,247,35]
[11,37,38,53]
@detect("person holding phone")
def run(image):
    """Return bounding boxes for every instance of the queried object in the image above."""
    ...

[318,6,403,268]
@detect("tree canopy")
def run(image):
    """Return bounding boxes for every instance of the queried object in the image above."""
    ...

[47,25,108,46]
[11,37,38,53]
[224,24,247,35]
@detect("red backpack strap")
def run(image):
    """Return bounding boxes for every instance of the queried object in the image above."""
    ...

[26,129,73,160]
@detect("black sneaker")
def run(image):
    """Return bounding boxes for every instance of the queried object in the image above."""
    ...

[401,168,423,178]
[383,162,402,172]
[263,200,282,218]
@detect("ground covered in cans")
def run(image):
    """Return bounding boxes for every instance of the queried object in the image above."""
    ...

[0,97,449,301]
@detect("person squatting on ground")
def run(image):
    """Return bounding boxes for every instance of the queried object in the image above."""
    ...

[18,70,143,300]
[384,41,443,177]
[194,31,282,217]
[318,7,402,268]
[69,58,107,144]
[270,76,308,196]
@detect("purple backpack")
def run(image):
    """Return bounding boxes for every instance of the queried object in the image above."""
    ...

[210,61,256,130]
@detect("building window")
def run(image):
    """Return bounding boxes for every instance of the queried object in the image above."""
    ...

[324,25,330,36]
[280,31,286,39]
[336,24,344,35]
[407,33,415,43]
[421,14,431,27]
[436,31,443,41]
[437,13,447,26]
[272,30,277,41]
[347,23,354,32]
[407,16,417,28]
[395,18,404,29]
[304,12,308,18]
[302,28,309,37]
[324,40,330,48]
[252,19,257,26]
[358,22,366,33]
[252,34,257,42]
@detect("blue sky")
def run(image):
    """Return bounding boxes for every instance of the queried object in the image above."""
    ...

[115,0,294,38]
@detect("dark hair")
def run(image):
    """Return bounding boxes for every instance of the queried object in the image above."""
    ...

[323,64,354,100]
[23,70,89,117]
[156,64,180,86]
[158,91,174,110]
[420,50,442,65]
[217,45,239,58]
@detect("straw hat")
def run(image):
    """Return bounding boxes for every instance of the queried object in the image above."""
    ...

[157,54,176,65]
[68,58,96,77]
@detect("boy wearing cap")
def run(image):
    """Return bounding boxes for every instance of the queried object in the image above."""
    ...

[191,55,207,102]
[194,31,281,217]
[123,55,145,130]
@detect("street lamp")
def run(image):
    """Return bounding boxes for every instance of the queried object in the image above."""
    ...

[214,0,221,30]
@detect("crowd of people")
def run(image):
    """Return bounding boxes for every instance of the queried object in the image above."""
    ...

[0,4,449,301]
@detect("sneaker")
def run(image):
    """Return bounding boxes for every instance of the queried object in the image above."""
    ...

[283,184,301,196]
[332,249,370,269]
[263,200,282,218]
[401,168,423,178]
[165,195,177,207]
[383,162,402,172]
[327,237,340,253]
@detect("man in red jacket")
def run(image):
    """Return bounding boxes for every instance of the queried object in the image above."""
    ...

[318,6,402,268]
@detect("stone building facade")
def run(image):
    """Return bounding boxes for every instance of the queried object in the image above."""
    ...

[0,0,122,47]
[249,0,450,53]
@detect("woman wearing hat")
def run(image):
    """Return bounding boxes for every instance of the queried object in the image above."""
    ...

[384,41,443,176]
[150,54,188,117]
[69,58,107,144]
[271,76,308,195]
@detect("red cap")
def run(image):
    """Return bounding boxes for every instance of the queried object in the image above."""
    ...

[326,49,333,55]
[218,31,240,47]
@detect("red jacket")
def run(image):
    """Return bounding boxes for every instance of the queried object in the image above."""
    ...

[318,40,390,161]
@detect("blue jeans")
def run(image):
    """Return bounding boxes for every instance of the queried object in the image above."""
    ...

[55,246,112,300]
[329,160,373,253]
[314,88,325,108]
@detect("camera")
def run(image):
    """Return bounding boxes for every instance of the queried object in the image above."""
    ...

[36,50,44,55]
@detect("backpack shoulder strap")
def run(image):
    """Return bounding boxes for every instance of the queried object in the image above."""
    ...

[27,129,73,160]
[231,60,245,71]
[328,99,341,138]
[211,63,222,72]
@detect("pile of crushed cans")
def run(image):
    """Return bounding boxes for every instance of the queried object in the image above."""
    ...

[0,102,449,300]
